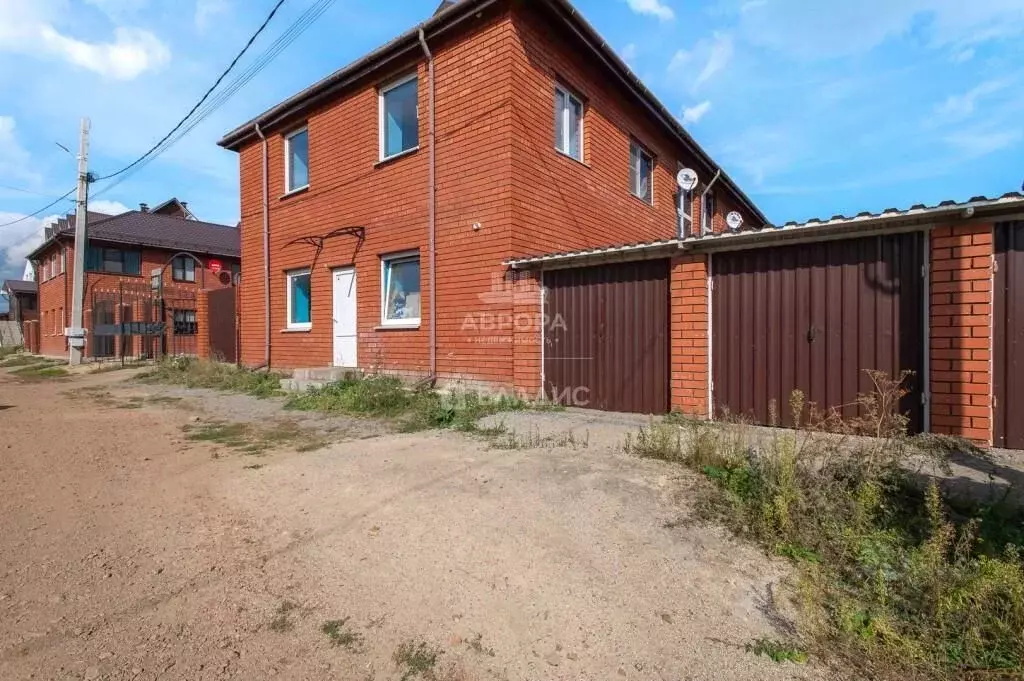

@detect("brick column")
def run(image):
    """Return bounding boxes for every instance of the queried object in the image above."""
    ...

[670,254,709,416]
[929,224,993,444]
[196,289,211,360]
[512,270,542,399]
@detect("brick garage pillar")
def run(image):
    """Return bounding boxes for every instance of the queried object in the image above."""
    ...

[195,289,212,360]
[670,254,709,416]
[929,224,993,444]
[512,269,542,399]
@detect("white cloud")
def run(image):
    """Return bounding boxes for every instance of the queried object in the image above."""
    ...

[944,128,1022,158]
[625,0,674,22]
[620,42,638,66]
[84,0,149,20]
[0,0,170,80]
[668,33,734,92]
[89,199,131,215]
[0,116,41,187]
[681,100,712,124]
[0,212,62,283]
[195,0,230,32]
[951,47,975,63]
[936,79,1009,119]
[39,26,169,80]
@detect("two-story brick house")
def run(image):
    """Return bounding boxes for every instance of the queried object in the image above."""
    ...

[28,203,240,359]
[218,0,763,404]
[219,0,1024,447]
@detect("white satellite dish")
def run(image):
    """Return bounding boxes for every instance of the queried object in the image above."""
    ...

[676,168,699,192]
[726,211,744,231]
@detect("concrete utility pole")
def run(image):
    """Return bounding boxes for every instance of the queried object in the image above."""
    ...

[68,118,90,365]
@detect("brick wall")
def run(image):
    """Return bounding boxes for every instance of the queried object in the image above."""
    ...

[670,254,709,415]
[929,223,994,443]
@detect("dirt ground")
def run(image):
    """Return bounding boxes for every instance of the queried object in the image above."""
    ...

[0,367,835,681]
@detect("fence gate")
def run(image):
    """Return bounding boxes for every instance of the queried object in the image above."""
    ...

[88,283,197,362]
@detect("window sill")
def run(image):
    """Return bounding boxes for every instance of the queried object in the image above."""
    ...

[555,148,588,168]
[281,327,312,333]
[280,185,309,200]
[375,323,420,331]
[375,146,419,167]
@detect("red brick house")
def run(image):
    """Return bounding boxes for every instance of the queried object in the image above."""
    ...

[219,0,1024,447]
[27,203,240,359]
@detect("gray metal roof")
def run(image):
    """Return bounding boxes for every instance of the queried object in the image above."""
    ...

[2,279,37,295]
[507,192,1024,268]
[216,0,767,226]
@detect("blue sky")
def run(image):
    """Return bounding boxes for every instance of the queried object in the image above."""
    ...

[2,0,1023,310]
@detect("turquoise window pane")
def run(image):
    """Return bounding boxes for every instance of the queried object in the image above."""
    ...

[383,79,418,157]
[291,273,311,324]
[288,130,308,190]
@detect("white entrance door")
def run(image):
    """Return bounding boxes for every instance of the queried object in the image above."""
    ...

[332,267,357,368]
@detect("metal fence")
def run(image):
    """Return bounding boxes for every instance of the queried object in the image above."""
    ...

[88,283,197,363]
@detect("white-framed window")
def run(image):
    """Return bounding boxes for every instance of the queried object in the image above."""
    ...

[554,84,583,161]
[678,182,694,238]
[702,189,716,234]
[172,256,196,282]
[381,252,421,326]
[284,127,309,193]
[286,268,312,330]
[379,73,419,160]
[60,249,66,275]
[629,140,654,204]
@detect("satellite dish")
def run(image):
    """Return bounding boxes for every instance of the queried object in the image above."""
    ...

[726,211,744,231]
[676,168,699,192]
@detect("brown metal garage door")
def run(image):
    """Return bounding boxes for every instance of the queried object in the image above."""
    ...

[995,221,1024,449]
[543,260,669,413]
[712,232,924,430]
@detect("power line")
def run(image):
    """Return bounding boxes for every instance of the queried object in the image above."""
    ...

[92,0,338,200]
[93,0,288,182]
[0,183,75,199]
[0,188,76,228]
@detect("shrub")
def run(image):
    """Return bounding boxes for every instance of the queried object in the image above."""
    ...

[139,357,283,397]
[631,372,1024,679]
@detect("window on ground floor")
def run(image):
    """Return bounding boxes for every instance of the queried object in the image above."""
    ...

[286,269,312,330]
[381,252,420,326]
[172,309,197,335]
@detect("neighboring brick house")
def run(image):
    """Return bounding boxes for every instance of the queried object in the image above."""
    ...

[1,279,38,324]
[218,0,763,384]
[27,204,240,359]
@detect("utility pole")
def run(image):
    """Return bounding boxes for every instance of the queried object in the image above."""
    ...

[68,118,90,365]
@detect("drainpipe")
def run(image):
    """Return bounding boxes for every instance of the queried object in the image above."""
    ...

[699,169,722,236]
[254,122,271,370]
[418,28,437,381]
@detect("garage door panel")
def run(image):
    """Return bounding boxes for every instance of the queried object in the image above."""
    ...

[995,221,1024,449]
[544,260,669,414]
[712,233,924,430]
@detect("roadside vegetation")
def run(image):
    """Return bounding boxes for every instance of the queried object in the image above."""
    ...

[138,357,284,397]
[0,345,23,362]
[626,372,1024,680]
[143,358,559,434]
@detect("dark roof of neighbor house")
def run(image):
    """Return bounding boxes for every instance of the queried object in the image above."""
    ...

[48,211,113,239]
[150,197,197,219]
[217,0,768,226]
[2,279,37,295]
[27,210,240,261]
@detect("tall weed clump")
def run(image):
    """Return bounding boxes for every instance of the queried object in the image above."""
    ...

[648,372,1024,679]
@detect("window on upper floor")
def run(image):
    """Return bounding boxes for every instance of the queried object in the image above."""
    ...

[379,74,419,161]
[59,249,65,275]
[85,246,142,275]
[629,140,654,205]
[286,269,312,330]
[285,127,309,193]
[172,256,196,282]
[678,186,694,237]
[381,252,421,327]
[554,84,583,161]
[702,190,716,234]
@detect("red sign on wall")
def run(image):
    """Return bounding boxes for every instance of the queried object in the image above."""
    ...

[209,259,223,274]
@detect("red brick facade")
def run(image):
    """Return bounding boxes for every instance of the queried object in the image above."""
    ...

[670,255,709,416]
[230,1,752,391]
[33,240,237,358]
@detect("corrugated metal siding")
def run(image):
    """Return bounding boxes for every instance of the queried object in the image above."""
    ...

[543,260,669,413]
[712,233,924,430]
[995,221,1024,449]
